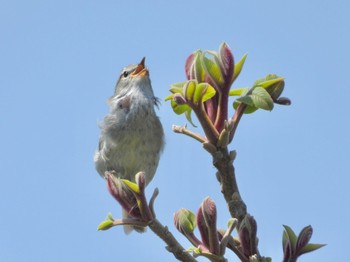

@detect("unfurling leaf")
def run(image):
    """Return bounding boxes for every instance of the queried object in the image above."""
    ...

[185,109,197,127]
[174,208,197,234]
[275,97,292,105]
[219,42,234,83]
[97,219,114,231]
[184,81,196,102]
[185,50,206,81]
[254,74,285,100]
[300,243,326,255]
[202,53,224,89]
[194,83,216,104]
[282,225,326,261]
[235,86,274,112]
[166,80,215,127]
[232,53,248,83]
[97,213,115,231]
[121,179,140,194]
[170,99,191,114]
[296,225,313,253]
[168,82,187,95]
[229,87,248,96]
[283,225,298,252]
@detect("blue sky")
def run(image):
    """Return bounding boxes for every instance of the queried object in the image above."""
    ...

[1,0,349,261]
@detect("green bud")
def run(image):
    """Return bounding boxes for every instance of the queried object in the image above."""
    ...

[174,208,197,235]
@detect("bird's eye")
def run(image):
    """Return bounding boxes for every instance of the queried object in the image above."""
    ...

[122,71,129,78]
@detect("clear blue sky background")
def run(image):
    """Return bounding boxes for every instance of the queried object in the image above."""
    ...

[1,1,349,261]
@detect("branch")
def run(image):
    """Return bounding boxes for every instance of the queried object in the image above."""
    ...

[192,103,220,145]
[172,125,206,143]
[229,103,247,142]
[212,147,247,222]
[214,88,229,133]
[148,218,198,262]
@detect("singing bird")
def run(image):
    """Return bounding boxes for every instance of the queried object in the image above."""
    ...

[94,58,164,232]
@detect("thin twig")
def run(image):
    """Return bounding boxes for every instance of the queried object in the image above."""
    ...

[193,104,220,145]
[229,103,247,142]
[172,125,207,143]
[148,218,197,262]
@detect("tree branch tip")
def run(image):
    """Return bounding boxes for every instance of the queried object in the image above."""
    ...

[172,124,207,143]
[149,188,160,218]
[172,124,181,131]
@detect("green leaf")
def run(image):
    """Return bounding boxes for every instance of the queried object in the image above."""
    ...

[253,74,277,85]
[166,81,198,127]
[254,76,284,89]
[299,243,326,255]
[185,109,197,127]
[187,246,202,256]
[121,179,140,194]
[171,99,190,114]
[202,54,224,87]
[193,83,216,104]
[180,209,197,233]
[229,87,248,96]
[236,86,274,111]
[184,80,196,101]
[194,52,206,82]
[106,212,114,221]
[169,82,186,95]
[232,88,250,112]
[232,53,248,83]
[233,100,258,114]
[166,82,186,102]
[97,220,114,231]
[193,82,206,104]
[283,225,298,251]
[253,74,285,100]
[201,84,216,102]
[164,94,173,101]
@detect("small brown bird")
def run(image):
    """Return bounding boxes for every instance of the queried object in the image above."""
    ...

[94,58,164,233]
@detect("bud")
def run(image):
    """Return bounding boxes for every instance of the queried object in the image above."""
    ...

[295,225,313,254]
[238,214,258,258]
[275,97,292,105]
[197,197,220,255]
[185,50,205,82]
[282,224,325,261]
[174,208,202,247]
[135,171,146,192]
[201,52,224,90]
[106,173,141,218]
[97,213,115,231]
[174,208,196,235]
[218,42,235,86]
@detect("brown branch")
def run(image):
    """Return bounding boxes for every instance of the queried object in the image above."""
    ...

[229,103,247,143]
[172,125,206,143]
[212,147,247,222]
[192,104,220,145]
[214,90,229,133]
[148,218,197,262]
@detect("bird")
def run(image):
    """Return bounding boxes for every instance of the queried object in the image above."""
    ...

[94,57,164,233]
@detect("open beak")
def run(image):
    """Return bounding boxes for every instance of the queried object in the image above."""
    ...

[131,57,148,77]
